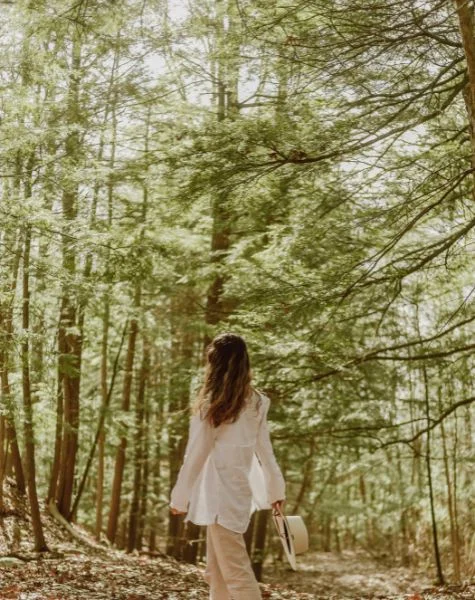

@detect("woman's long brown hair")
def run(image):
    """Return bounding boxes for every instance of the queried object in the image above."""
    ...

[194,332,253,427]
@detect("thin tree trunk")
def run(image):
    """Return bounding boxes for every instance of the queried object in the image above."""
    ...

[47,361,63,504]
[21,223,48,551]
[137,365,150,551]
[0,225,26,495]
[452,405,462,577]
[107,308,140,543]
[55,29,83,520]
[107,100,149,544]
[71,321,128,520]
[95,82,118,538]
[95,296,109,539]
[291,438,315,514]
[0,345,26,497]
[166,315,196,560]
[149,352,164,553]
[244,512,256,555]
[422,363,444,585]
[439,381,461,582]
[0,416,5,507]
[251,509,269,582]
[396,443,410,566]
[127,341,150,552]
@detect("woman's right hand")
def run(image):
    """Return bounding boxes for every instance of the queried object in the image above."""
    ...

[271,499,285,512]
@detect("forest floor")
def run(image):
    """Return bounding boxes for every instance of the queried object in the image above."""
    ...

[1,546,474,600]
[0,481,474,600]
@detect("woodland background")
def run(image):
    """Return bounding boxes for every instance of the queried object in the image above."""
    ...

[0,0,475,595]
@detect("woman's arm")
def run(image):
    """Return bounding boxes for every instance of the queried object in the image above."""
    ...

[255,395,286,506]
[169,411,216,513]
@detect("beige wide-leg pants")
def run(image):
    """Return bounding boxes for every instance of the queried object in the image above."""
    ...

[203,523,262,600]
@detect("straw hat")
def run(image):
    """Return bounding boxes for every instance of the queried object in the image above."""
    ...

[271,506,309,570]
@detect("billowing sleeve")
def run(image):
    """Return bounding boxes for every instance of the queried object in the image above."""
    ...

[255,395,286,505]
[170,411,215,512]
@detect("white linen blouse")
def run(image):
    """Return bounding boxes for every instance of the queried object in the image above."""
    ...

[170,388,286,534]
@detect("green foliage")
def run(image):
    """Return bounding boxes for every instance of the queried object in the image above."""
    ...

[0,0,473,580]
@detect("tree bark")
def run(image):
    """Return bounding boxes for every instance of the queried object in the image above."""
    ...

[149,350,164,553]
[55,28,83,521]
[0,223,26,496]
[95,296,109,539]
[71,321,128,521]
[107,301,140,543]
[251,509,269,582]
[422,363,444,585]
[137,368,150,551]
[127,341,150,552]
[438,381,461,582]
[166,306,196,559]
[21,222,48,551]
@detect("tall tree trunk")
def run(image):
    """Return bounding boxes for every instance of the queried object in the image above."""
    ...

[44,81,62,507]
[107,102,149,544]
[95,82,119,538]
[0,223,26,496]
[179,0,243,567]
[149,351,164,553]
[166,311,196,559]
[0,347,26,497]
[55,29,83,520]
[21,222,48,551]
[107,296,140,543]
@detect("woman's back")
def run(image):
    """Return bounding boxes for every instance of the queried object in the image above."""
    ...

[209,387,263,444]
[171,387,284,534]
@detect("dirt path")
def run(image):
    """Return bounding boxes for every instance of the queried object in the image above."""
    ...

[262,550,474,599]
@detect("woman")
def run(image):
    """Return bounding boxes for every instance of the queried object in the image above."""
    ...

[169,332,286,600]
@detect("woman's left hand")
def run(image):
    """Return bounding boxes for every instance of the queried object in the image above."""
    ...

[271,499,285,513]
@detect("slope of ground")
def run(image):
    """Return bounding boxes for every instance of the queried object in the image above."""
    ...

[1,480,474,599]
